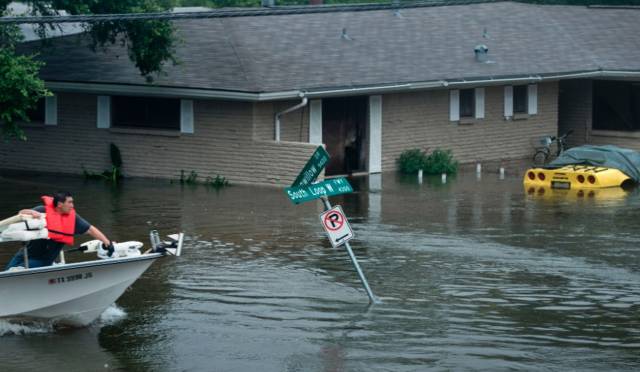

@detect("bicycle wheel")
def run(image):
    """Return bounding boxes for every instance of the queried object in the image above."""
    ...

[532,150,548,167]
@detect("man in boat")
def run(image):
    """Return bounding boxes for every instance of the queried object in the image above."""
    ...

[5,191,114,269]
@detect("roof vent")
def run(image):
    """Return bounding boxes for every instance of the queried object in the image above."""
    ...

[341,27,353,41]
[474,44,488,63]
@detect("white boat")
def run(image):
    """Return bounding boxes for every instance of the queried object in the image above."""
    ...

[0,218,184,327]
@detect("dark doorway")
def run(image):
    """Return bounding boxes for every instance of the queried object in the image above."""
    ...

[593,81,640,131]
[322,96,368,176]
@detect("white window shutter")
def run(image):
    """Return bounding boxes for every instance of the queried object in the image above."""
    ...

[504,86,513,118]
[180,99,194,134]
[44,95,57,126]
[528,84,538,115]
[449,90,460,122]
[475,88,485,119]
[97,96,111,129]
[309,99,322,145]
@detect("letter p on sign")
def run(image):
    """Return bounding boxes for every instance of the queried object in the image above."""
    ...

[319,205,354,248]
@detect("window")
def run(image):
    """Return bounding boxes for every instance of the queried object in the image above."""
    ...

[112,96,180,130]
[26,98,45,123]
[505,84,537,118]
[450,88,484,122]
[459,88,475,118]
[513,85,528,114]
[593,81,640,131]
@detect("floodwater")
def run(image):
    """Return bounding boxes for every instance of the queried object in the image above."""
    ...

[1,171,639,371]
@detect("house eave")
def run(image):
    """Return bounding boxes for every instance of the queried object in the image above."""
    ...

[45,81,302,101]
[46,70,640,101]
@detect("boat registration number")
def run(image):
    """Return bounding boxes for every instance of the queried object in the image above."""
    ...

[551,181,571,189]
[48,272,93,285]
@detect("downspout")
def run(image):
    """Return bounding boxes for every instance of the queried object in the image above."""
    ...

[274,94,308,142]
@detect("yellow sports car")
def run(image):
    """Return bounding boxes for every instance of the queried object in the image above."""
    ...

[523,165,631,189]
[523,145,640,190]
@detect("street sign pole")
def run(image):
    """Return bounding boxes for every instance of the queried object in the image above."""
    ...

[320,196,380,304]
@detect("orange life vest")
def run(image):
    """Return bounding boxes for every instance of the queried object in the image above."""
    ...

[42,195,75,245]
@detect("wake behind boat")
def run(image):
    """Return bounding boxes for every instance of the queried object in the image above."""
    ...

[0,214,183,327]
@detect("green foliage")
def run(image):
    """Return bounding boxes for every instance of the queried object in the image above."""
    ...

[110,142,123,168]
[0,44,49,140]
[398,149,427,174]
[423,149,457,175]
[205,174,229,188]
[397,148,458,175]
[43,1,177,78]
[0,1,177,140]
[179,170,229,187]
[2,1,177,79]
[82,143,124,182]
[180,170,199,184]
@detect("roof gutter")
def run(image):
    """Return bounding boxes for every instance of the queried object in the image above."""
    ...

[45,81,302,101]
[47,70,640,102]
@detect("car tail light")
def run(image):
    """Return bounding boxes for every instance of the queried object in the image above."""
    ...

[528,172,536,180]
[538,172,546,181]
[577,175,585,183]
[587,175,596,184]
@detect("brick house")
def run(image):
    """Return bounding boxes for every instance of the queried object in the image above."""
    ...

[2,1,639,185]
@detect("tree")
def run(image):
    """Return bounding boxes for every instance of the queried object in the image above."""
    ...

[0,0,177,140]
[0,20,48,139]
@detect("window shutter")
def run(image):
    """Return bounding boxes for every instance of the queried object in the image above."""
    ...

[97,96,111,129]
[45,95,57,126]
[180,99,194,134]
[475,88,485,119]
[528,84,538,115]
[504,86,514,118]
[449,90,460,122]
[309,99,322,144]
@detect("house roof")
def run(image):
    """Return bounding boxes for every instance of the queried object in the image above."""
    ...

[21,1,640,98]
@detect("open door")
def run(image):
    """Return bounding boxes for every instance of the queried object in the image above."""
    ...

[322,96,368,176]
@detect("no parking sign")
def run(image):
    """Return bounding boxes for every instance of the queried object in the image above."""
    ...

[319,205,354,248]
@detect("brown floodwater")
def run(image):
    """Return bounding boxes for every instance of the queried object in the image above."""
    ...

[1,171,639,371]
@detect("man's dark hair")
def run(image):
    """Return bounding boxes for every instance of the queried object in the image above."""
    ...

[52,191,72,207]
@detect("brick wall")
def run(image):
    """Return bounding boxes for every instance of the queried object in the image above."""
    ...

[588,132,640,151]
[0,93,317,186]
[558,79,591,148]
[380,82,559,171]
[1,84,563,183]
[252,100,310,143]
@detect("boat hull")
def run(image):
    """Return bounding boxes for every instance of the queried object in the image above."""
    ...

[0,254,161,327]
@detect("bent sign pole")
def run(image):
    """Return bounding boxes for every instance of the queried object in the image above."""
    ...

[320,196,380,304]
[287,146,379,304]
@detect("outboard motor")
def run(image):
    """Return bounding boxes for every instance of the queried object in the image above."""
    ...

[149,230,184,256]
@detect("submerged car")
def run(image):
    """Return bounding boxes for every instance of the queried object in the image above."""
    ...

[523,145,640,189]
[525,184,630,201]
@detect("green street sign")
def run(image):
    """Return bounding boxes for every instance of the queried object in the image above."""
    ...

[285,177,353,204]
[291,146,330,187]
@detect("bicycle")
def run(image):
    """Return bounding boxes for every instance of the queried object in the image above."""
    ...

[532,130,573,166]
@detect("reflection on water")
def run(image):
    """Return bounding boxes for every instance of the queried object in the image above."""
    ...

[1,172,640,371]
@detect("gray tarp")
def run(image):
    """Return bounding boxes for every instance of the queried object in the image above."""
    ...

[547,145,640,182]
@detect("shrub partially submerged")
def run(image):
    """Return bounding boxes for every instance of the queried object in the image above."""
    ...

[397,148,458,175]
